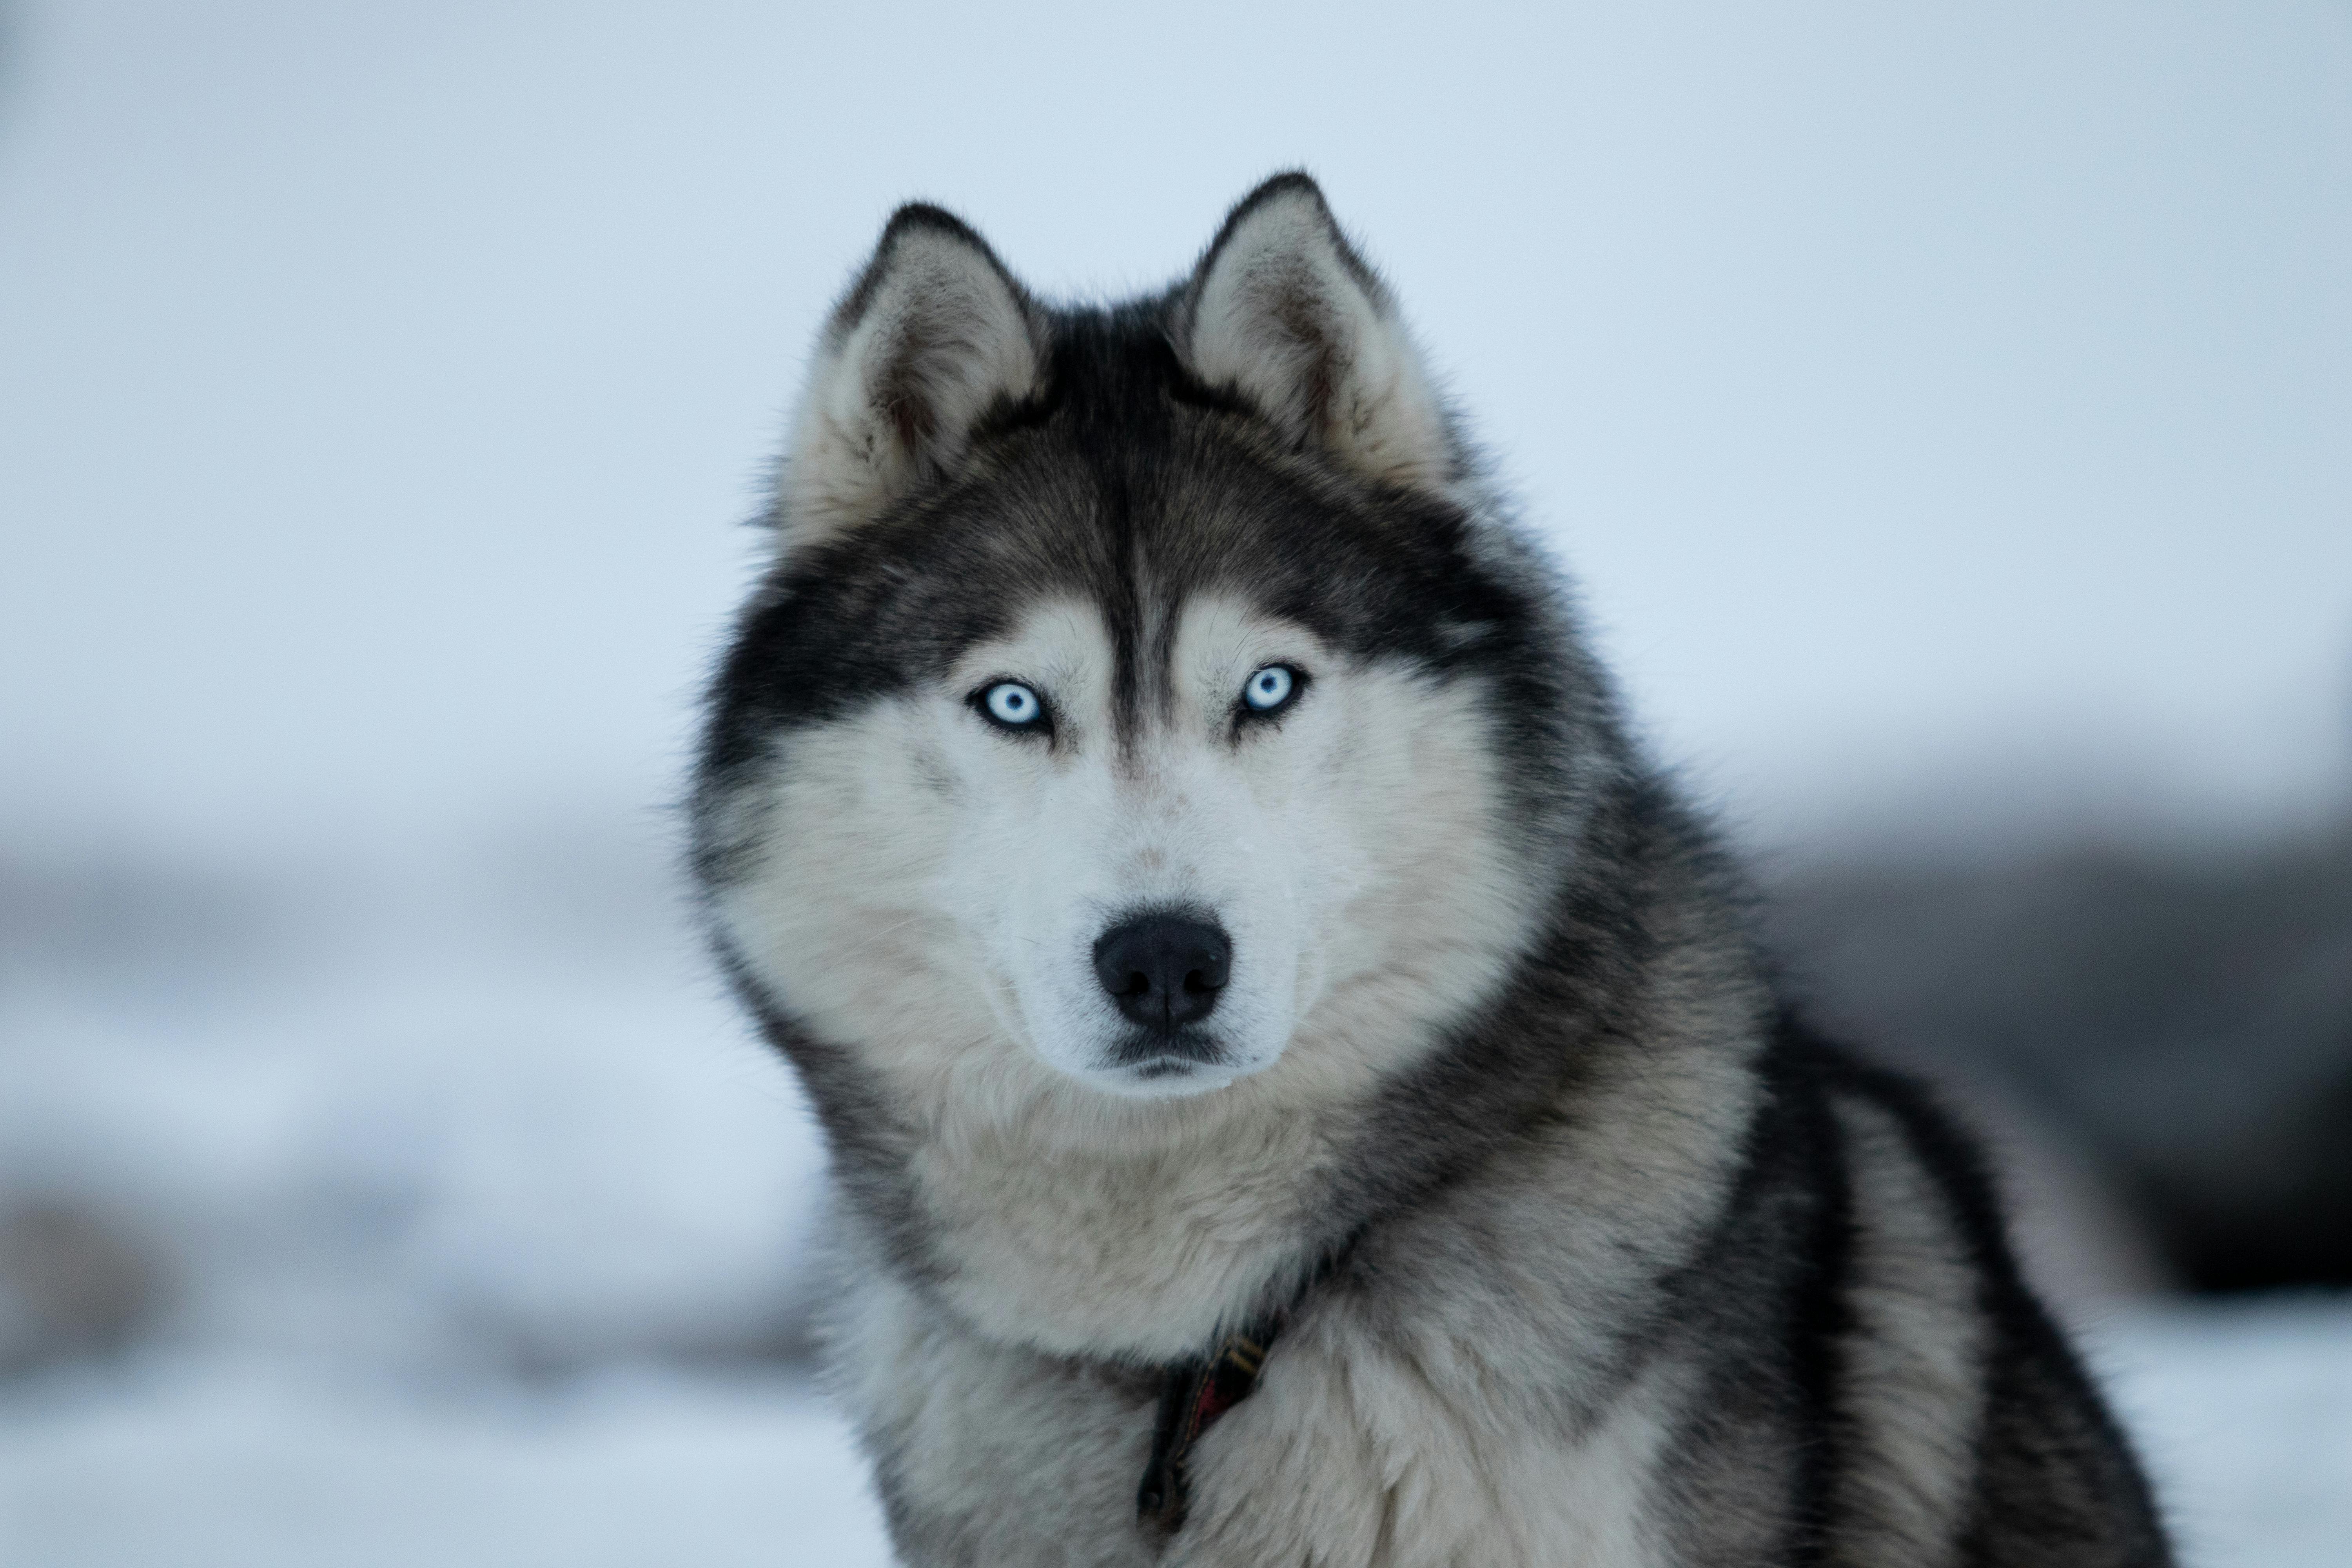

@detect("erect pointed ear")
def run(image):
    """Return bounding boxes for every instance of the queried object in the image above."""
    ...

[1176,174,1455,492]
[777,205,1044,550]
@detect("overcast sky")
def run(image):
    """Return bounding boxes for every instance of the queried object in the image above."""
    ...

[3,1,2347,859]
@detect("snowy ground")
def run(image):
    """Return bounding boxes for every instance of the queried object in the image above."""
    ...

[0,1298,2345,1567]
[2089,1298,2352,1568]
[0,1361,887,1568]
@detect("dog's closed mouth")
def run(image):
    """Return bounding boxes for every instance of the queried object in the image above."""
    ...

[1128,1058,1204,1080]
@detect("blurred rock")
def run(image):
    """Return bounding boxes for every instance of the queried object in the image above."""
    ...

[0,852,294,1005]
[1766,817,2352,1295]
[0,1196,168,1374]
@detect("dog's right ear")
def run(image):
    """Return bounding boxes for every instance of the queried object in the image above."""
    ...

[775,206,1044,552]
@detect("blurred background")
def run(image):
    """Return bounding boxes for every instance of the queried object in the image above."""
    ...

[1,3,2346,1564]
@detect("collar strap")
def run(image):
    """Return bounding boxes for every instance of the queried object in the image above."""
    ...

[1132,1236,1359,1537]
[1136,1315,1283,1535]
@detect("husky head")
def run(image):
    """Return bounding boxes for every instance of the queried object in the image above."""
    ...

[697,176,1603,1126]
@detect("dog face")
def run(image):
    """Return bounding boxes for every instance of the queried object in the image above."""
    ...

[929,594,1335,1097]
[697,180,1581,1117]
[755,593,1525,1102]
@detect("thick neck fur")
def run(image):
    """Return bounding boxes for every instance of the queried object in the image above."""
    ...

[738,757,1770,1368]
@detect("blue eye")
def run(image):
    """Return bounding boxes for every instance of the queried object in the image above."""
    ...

[1242,664,1297,713]
[980,681,1045,730]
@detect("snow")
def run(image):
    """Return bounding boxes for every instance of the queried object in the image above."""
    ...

[1,1304,2347,1566]
[0,1362,889,1568]
[2091,1299,2352,1568]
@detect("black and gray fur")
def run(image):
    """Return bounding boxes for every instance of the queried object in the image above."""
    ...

[690,174,2172,1566]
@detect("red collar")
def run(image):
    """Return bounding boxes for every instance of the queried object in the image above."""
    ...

[1136,1318,1284,1535]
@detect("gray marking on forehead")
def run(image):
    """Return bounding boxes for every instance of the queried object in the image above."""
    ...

[1140,578,1183,740]
[1099,466,1148,753]
[1106,549,1226,766]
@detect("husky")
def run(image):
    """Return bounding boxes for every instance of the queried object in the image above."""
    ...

[690,174,2172,1566]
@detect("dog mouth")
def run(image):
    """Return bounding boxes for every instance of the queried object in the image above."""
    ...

[1107,1026,1227,1073]
[1126,1056,1207,1081]
[1094,1029,1239,1096]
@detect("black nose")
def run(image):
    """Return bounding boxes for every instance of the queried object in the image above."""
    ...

[1093,913,1231,1034]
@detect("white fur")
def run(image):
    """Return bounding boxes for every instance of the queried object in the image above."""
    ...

[835,1256,1166,1567]
[1178,1341,1681,1568]
[718,595,1551,1360]
[813,861,1773,1566]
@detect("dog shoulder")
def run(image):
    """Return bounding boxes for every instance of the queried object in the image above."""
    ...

[1800,1032,2175,1566]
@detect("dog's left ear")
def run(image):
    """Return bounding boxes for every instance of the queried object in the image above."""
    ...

[1177,174,1455,492]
